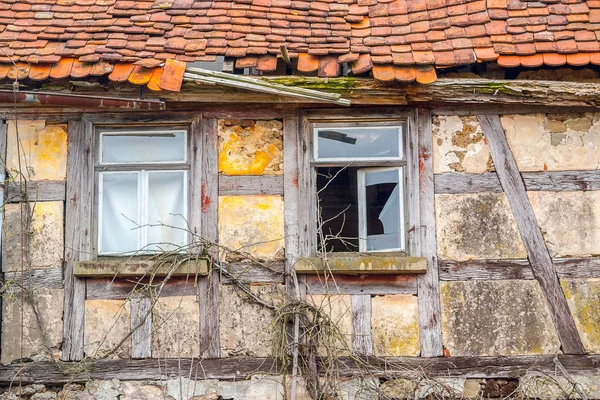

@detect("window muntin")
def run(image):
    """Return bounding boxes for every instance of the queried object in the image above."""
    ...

[96,129,189,256]
[100,130,187,164]
[313,125,403,162]
[312,122,407,253]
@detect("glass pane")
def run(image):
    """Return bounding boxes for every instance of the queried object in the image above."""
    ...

[316,126,401,160]
[146,171,187,251]
[101,131,186,163]
[100,173,139,254]
[364,169,402,251]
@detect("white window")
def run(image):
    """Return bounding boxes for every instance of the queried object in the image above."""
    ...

[312,123,406,253]
[96,130,189,255]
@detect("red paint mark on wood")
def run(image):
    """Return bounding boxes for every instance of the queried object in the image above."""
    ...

[419,147,430,175]
[201,182,211,212]
[292,175,298,187]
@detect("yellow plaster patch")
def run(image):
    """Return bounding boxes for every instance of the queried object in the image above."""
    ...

[152,296,200,358]
[218,195,284,261]
[371,295,420,356]
[6,120,67,181]
[307,294,352,356]
[218,120,283,175]
[84,299,131,358]
[561,278,600,353]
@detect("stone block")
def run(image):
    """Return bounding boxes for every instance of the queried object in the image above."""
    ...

[435,193,526,261]
[218,195,284,262]
[152,296,200,358]
[218,119,283,175]
[371,294,420,356]
[3,201,64,272]
[529,191,600,257]
[561,278,600,353]
[501,113,600,172]
[307,294,352,356]
[6,120,67,181]
[219,284,284,357]
[1,288,63,365]
[521,373,600,399]
[433,115,492,174]
[84,299,131,359]
[441,280,560,356]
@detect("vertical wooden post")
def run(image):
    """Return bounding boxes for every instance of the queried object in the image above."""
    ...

[198,117,220,359]
[130,297,152,358]
[478,114,585,355]
[0,120,7,359]
[351,294,373,355]
[416,109,444,357]
[62,119,93,361]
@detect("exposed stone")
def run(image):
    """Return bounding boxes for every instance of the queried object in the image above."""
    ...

[481,379,519,398]
[561,278,600,353]
[463,379,482,398]
[1,288,63,365]
[30,393,57,400]
[307,294,352,356]
[433,115,492,174]
[378,379,417,399]
[3,201,64,272]
[153,296,200,358]
[415,378,465,399]
[501,113,600,171]
[6,120,67,181]
[435,193,527,261]
[84,299,131,359]
[440,281,561,356]
[371,295,419,356]
[529,191,600,257]
[121,381,167,400]
[218,119,283,175]
[218,195,284,262]
[165,377,219,399]
[219,284,284,357]
[244,375,286,400]
[336,377,379,400]
[520,373,600,399]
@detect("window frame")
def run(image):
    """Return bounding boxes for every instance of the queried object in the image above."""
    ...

[92,125,193,258]
[306,115,415,256]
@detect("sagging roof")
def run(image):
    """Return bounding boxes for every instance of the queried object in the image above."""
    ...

[0,0,599,87]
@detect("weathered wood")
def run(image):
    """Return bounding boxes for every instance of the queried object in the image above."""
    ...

[62,119,93,361]
[407,113,421,256]
[86,276,201,300]
[4,355,600,384]
[435,170,600,194]
[130,297,152,359]
[478,114,585,355]
[220,262,285,284]
[0,120,6,358]
[2,268,63,291]
[305,274,417,295]
[218,175,283,196]
[0,357,283,384]
[296,255,426,274]
[351,295,373,355]
[74,259,208,277]
[440,257,600,281]
[416,109,444,358]
[5,180,66,202]
[199,117,220,359]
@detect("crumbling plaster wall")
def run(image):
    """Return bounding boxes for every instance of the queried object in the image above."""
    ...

[434,113,600,356]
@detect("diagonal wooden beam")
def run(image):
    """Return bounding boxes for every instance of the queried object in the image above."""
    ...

[478,115,585,355]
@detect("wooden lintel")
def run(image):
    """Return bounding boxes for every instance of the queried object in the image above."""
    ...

[6,180,66,203]
[305,274,418,295]
[4,355,600,384]
[218,174,284,196]
[478,114,585,355]
[435,170,600,194]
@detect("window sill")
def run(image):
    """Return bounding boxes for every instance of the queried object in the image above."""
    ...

[74,258,209,278]
[295,253,426,275]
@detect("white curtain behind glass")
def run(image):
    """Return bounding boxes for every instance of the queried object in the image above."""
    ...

[100,172,139,254]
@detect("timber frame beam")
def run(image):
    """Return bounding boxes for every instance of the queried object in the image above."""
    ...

[2,355,600,384]
[478,115,585,355]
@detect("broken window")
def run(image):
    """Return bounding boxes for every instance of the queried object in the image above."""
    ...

[313,123,406,253]
[96,130,189,255]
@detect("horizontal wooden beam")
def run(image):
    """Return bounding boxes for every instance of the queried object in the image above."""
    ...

[2,268,63,292]
[218,175,283,196]
[435,170,600,194]
[6,180,66,203]
[3,354,600,384]
[219,261,285,284]
[440,257,600,281]
[296,254,426,275]
[305,274,417,295]
[75,259,208,278]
